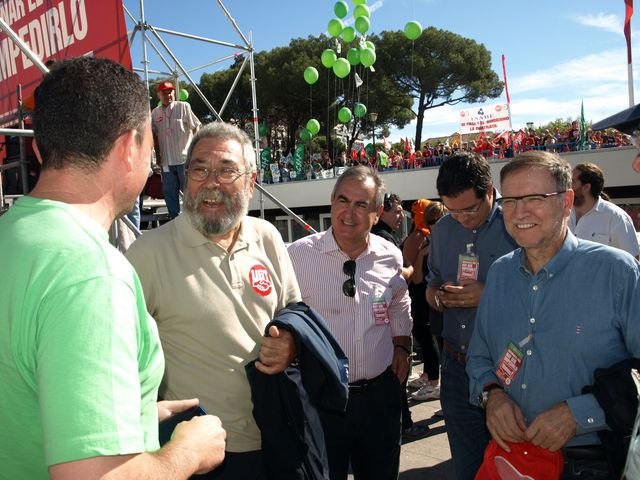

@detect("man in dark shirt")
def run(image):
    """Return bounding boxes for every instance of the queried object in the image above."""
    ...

[426,152,518,480]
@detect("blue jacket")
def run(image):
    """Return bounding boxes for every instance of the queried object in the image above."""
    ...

[246,302,349,480]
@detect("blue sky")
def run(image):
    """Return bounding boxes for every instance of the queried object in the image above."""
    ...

[124,0,637,141]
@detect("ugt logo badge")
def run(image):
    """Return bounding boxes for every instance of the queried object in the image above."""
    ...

[249,265,273,296]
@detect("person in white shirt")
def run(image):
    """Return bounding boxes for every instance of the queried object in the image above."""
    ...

[569,162,639,259]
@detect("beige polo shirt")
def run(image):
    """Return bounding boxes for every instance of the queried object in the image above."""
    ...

[126,214,301,452]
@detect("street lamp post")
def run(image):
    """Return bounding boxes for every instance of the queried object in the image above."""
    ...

[369,112,378,165]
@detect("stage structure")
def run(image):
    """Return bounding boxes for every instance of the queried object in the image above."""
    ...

[0,0,315,234]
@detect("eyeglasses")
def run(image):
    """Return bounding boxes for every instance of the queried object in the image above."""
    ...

[445,199,483,216]
[342,260,356,297]
[496,191,566,210]
[186,166,246,184]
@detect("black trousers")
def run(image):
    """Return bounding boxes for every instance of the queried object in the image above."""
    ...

[192,450,266,480]
[320,367,402,480]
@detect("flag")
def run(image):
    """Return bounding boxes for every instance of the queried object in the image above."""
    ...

[293,144,305,174]
[383,136,391,151]
[625,0,634,65]
[259,147,272,169]
[502,54,511,103]
[491,130,511,148]
[378,150,389,168]
[580,100,586,147]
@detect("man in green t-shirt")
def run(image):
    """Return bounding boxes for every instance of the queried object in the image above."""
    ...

[0,57,225,479]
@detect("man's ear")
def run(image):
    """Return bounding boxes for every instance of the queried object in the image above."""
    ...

[115,130,138,173]
[32,139,43,165]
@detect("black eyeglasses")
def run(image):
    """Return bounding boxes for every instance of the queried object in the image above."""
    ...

[496,191,566,210]
[342,260,356,297]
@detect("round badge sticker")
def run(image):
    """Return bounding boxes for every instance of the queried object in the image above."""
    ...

[249,265,273,296]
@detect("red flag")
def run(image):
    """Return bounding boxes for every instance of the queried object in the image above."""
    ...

[404,137,411,153]
[502,54,511,104]
[625,0,634,65]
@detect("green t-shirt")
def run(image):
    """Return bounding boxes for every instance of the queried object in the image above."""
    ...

[0,196,164,478]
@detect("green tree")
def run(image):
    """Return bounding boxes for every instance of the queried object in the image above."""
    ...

[375,27,503,149]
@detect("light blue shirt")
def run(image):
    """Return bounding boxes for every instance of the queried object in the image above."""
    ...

[467,231,640,446]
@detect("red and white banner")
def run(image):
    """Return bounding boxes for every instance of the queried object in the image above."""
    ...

[458,103,511,134]
[0,0,132,124]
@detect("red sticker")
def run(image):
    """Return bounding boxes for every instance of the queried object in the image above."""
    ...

[249,265,273,296]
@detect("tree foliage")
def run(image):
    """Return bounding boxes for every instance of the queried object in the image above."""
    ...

[180,27,502,160]
[375,27,503,148]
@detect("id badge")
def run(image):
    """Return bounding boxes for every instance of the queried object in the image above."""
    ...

[371,297,389,325]
[457,243,479,282]
[496,342,524,386]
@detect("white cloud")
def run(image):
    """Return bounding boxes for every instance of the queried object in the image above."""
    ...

[576,13,621,35]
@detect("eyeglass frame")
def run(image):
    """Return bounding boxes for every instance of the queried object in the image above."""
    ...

[444,198,484,216]
[496,191,567,210]
[342,260,356,297]
[186,165,247,184]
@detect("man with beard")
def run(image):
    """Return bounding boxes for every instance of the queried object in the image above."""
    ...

[126,122,301,480]
[569,162,639,258]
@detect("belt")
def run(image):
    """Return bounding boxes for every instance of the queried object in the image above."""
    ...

[443,341,467,365]
[563,445,607,460]
[348,368,390,394]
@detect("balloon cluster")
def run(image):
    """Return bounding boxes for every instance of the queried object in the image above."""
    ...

[298,0,424,142]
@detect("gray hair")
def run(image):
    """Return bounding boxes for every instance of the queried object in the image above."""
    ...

[186,122,257,173]
[331,165,385,208]
[500,150,572,191]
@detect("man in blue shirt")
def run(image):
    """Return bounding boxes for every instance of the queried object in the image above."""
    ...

[426,152,517,480]
[466,150,640,479]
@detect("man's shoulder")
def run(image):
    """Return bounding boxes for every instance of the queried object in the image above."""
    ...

[243,216,282,240]
[288,231,325,255]
[127,219,177,258]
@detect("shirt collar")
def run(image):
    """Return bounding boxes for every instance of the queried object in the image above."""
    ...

[322,226,378,260]
[175,213,256,251]
[518,230,579,278]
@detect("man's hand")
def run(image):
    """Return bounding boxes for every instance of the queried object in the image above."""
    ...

[525,402,577,451]
[485,390,528,452]
[391,347,411,383]
[172,414,226,474]
[439,279,484,309]
[157,398,199,422]
[255,325,297,375]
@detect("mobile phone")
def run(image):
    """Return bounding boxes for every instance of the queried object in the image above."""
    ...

[159,405,207,445]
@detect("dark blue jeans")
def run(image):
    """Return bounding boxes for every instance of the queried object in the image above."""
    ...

[161,164,185,219]
[561,454,616,479]
[441,350,491,480]
[320,368,402,480]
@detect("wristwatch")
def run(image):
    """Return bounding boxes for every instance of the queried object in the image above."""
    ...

[479,383,504,409]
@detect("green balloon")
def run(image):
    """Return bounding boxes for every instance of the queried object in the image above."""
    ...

[299,127,313,142]
[334,0,348,18]
[353,4,370,18]
[352,0,366,5]
[341,26,356,43]
[332,58,351,78]
[321,49,337,68]
[346,48,361,66]
[306,119,320,135]
[338,107,352,124]
[304,66,319,85]
[360,48,376,68]
[179,89,189,101]
[328,18,343,38]
[258,123,269,137]
[354,103,367,118]
[404,21,423,40]
[355,16,370,35]
[365,40,375,51]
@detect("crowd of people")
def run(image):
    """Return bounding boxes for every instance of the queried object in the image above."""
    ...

[257,122,634,185]
[1,56,640,480]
